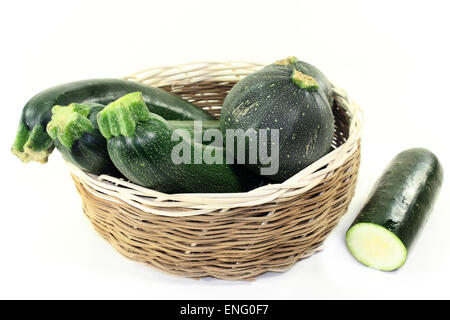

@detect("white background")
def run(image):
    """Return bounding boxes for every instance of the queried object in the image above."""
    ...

[1,0,449,299]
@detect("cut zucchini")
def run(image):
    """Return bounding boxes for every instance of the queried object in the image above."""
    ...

[345,148,443,271]
[346,223,407,271]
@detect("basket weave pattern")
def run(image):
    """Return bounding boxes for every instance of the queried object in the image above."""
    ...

[69,62,363,281]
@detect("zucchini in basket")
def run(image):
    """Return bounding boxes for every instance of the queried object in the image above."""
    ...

[12,78,214,164]
[220,56,334,182]
[47,101,221,176]
[97,92,263,193]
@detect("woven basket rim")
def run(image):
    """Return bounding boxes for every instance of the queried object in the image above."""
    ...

[68,61,364,217]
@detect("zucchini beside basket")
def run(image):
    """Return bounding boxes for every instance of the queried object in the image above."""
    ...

[346,148,443,271]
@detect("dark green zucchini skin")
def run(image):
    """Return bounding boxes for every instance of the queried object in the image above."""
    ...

[169,120,220,144]
[220,62,334,182]
[52,103,120,176]
[12,78,213,164]
[349,148,443,249]
[107,117,263,193]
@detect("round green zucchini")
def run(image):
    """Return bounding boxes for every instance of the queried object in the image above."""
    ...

[220,59,334,182]
[346,148,443,271]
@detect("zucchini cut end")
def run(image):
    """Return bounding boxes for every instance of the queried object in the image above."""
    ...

[346,223,407,271]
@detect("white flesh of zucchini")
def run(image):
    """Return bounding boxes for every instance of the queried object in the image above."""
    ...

[346,223,407,271]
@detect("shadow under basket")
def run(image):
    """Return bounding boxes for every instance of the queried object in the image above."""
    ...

[68,62,363,281]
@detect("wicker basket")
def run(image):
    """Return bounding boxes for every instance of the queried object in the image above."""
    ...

[68,61,363,281]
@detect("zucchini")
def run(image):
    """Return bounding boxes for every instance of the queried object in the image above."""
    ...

[98,93,263,193]
[47,100,220,175]
[12,78,214,164]
[220,57,334,182]
[47,102,120,175]
[346,148,443,271]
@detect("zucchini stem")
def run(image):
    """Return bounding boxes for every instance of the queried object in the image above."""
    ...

[11,123,54,163]
[274,56,299,66]
[47,103,94,149]
[292,70,319,91]
[97,92,151,139]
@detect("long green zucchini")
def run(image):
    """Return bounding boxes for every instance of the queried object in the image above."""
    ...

[97,93,263,193]
[12,79,213,164]
[346,148,443,271]
[46,100,220,175]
